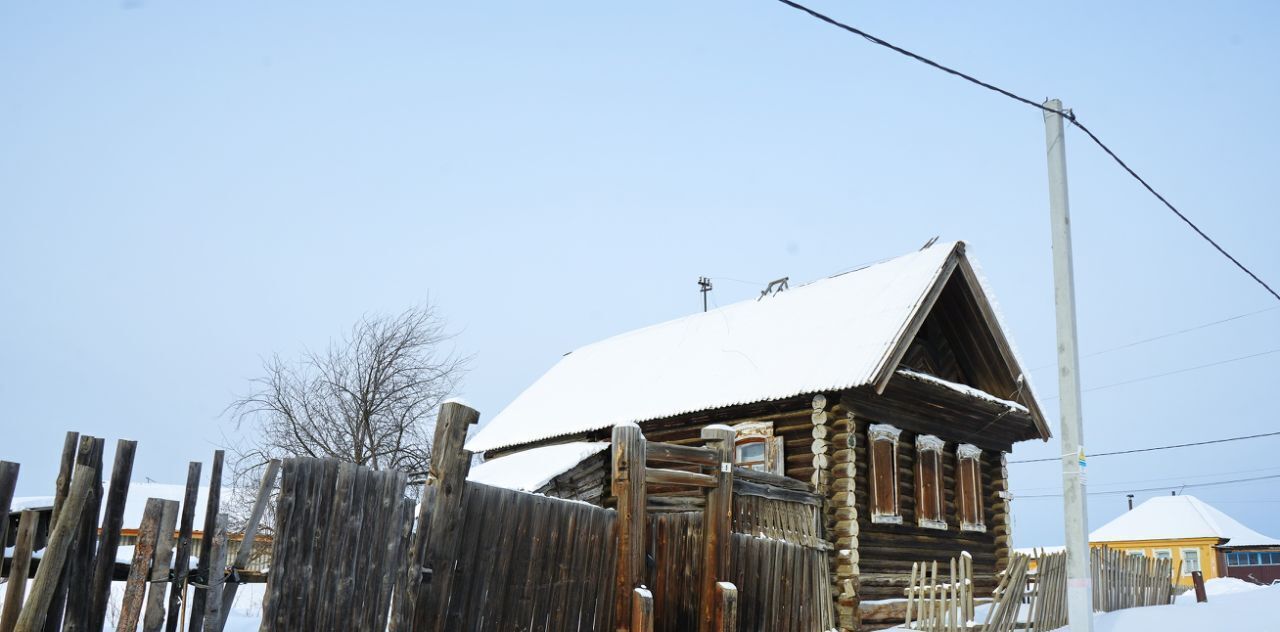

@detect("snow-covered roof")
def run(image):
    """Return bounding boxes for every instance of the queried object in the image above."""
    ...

[469,242,975,452]
[9,496,55,512]
[467,442,609,492]
[896,369,1028,413]
[1090,495,1280,548]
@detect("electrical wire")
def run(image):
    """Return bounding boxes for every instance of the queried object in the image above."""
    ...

[1009,430,1280,464]
[772,0,1280,303]
[1026,305,1280,372]
[1013,473,1280,498]
[1037,347,1280,400]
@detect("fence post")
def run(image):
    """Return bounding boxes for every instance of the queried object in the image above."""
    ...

[714,582,738,632]
[631,588,654,632]
[411,401,480,632]
[1,510,39,632]
[612,422,646,632]
[189,449,225,632]
[14,463,96,632]
[1190,571,1207,603]
[165,461,202,632]
[698,425,735,632]
[0,461,18,562]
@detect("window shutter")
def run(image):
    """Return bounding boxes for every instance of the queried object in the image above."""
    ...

[915,434,945,529]
[957,444,985,532]
[869,424,902,524]
[767,436,785,476]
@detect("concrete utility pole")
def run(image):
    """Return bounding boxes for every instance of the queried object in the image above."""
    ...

[1043,98,1095,632]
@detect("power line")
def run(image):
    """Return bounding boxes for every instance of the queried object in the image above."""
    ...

[1013,464,1280,494]
[1009,430,1280,464]
[772,0,1280,303]
[1013,473,1280,498]
[1038,347,1280,399]
[1026,305,1280,372]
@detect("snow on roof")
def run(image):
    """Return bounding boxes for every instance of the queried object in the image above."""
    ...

[114,483,212,532]
[896,369,1028,412]
[468,242,961,452]
[467,442,609,493]
[9,496,55,512]
[1090,495,1280,547]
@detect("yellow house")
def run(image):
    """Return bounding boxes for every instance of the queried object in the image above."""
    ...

[1088,495,1280,587]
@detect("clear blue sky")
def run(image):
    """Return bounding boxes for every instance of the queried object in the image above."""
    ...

[2,1,1277,547]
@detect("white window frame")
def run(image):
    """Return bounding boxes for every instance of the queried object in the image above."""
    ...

[1180,548,1201,575]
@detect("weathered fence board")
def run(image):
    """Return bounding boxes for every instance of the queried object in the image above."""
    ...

[428,481,619,632]
[259,458,408,632]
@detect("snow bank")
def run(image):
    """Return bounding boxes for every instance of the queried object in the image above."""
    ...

[0,580,266,631]
[1174,577,1267,604]
[883,583,1280,632]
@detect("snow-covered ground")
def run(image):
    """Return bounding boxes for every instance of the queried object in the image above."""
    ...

[885,578,1279,631]
[0,579,265,631]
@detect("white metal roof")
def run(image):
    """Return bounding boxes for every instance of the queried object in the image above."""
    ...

[1090,495,1280,548]
[467,242,961,452]
[467,441,610,492]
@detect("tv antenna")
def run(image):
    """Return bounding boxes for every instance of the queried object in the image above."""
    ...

[697,277,713,312]
[758,277,789,300]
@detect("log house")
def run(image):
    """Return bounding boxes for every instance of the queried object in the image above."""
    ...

[466,241,1050,630]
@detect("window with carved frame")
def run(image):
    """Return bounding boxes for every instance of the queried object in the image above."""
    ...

[869,424,903,524]
[732,421,784,474]
[915,434,946,529]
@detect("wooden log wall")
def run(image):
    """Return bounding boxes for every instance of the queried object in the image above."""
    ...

[259,458,410,632]
[845,411,1005,603]
[435,481,619,632]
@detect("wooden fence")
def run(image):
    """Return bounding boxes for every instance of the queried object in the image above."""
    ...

[0,434,275,632]
[5,402,837,632]
[429,481,618,631]
[257,459,410,631]
[1090,545,1177,613]
[902,546,1177,631]
[902,552,975,632]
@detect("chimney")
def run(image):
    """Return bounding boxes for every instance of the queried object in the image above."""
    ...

[1127,494,1134,511]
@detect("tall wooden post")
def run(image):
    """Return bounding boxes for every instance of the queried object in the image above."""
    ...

[409,401,480,632]
[41,431,79,632]
[89,439,138,631]
[0,461,18,562]
[116,498,165,632]
[165,461,202,632]
[189,449,224,632]
[611,422,646,632]
[14,463,96,632]
[698,425,735,632]
[1,510,39,632]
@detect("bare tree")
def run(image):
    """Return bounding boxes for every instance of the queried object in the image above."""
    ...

[225,305,469,527]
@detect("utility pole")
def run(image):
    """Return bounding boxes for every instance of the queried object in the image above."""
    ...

[1043,98,1095,632]
[698,277,713,312]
